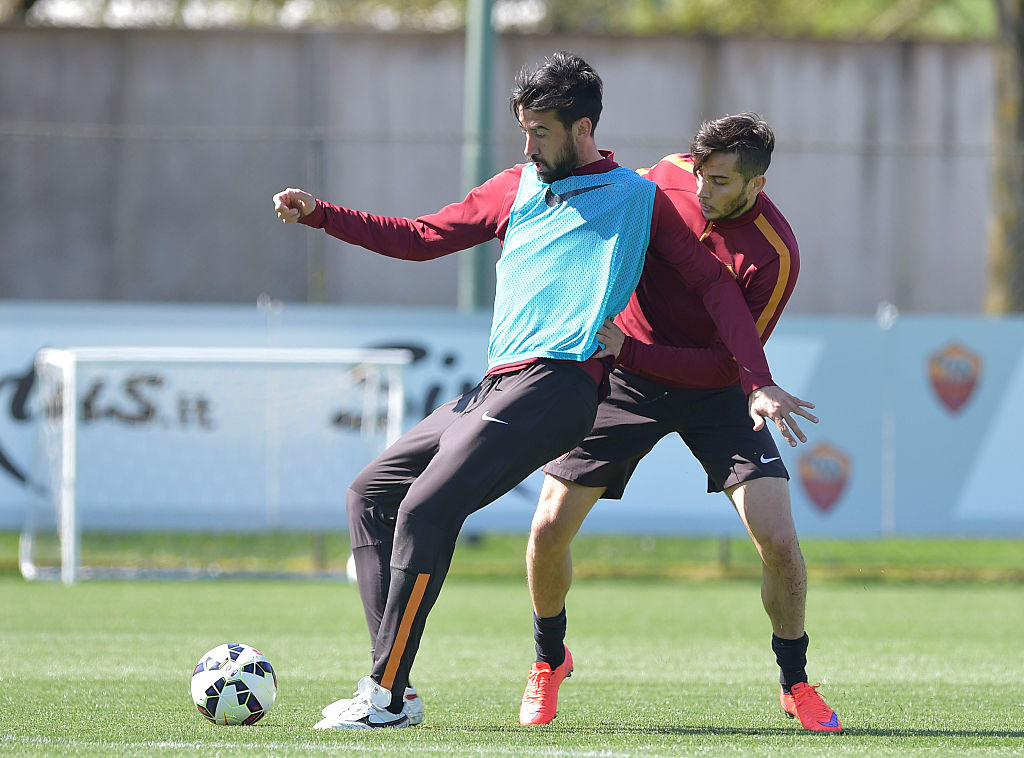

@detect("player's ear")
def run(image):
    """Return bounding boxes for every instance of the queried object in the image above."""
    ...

[749,175,766,196]
[573,117,593,141]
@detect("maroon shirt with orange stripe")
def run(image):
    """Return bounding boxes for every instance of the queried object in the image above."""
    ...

[616,153,799,390]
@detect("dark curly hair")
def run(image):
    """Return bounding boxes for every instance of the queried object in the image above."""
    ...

[691,113,775,181]
[509,51,603,134]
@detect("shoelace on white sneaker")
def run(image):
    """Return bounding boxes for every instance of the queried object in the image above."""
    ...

[335,692,381,719]
[323,690,360,716]
[327,688,418,713]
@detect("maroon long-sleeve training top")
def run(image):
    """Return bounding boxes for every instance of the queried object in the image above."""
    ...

[619,153,799,389]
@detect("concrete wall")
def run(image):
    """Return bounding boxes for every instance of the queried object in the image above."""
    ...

[0,28,995,313]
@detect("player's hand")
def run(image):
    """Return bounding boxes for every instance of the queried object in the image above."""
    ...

[748,385,818,447]
[594,317,625,359]
[273,188,316,223]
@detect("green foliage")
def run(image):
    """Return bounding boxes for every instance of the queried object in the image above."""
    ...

[3,0,999,39]
[0,577,1022,756]
[559,0,999,39]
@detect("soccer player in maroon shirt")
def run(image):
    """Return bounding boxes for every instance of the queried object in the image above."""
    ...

[520,114,842,732]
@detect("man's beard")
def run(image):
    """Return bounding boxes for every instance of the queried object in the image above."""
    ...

[705,185,754,220]
[534,139,580,183]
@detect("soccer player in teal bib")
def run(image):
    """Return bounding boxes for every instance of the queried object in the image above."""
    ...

[489,163,654,366]
[273,52,810,729]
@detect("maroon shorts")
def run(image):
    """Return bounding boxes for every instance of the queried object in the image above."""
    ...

[544,368,789,498]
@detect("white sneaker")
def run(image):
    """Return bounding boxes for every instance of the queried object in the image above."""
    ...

[321,683,424,726]
[313,676,409,729]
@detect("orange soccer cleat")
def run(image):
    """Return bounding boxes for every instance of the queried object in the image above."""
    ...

[519,646,574,725]
[781,682,843,732]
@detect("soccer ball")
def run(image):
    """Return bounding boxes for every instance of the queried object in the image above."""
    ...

[190,643,278,725]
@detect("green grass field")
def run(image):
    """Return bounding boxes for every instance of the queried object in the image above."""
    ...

[0,536,1022,757]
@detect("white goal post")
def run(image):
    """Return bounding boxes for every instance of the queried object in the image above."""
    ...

[21,346,412,585]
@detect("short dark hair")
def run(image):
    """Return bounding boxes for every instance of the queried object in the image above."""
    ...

[691,113,775,181]
[509,51,603,134]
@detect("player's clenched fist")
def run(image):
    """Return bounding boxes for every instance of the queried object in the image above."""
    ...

[273,188,315,223]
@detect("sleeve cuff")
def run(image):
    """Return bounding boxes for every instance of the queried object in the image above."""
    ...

[298,199,326,228]
[617,335,638,368]
[740,376,775,396]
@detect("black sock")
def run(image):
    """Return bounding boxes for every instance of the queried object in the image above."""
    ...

[772,632,809,692]
[533,608,566,669]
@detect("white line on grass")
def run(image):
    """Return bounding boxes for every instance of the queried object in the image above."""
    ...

[0,734,643,758]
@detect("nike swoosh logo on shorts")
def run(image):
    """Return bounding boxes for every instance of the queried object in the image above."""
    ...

[482,411,509,425]
[760,454,780,464]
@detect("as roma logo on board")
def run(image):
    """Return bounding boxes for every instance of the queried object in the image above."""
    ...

[927,341,981,414]
[798,442,851,514]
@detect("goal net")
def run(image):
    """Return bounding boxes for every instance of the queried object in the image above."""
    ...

[20,346,412,584]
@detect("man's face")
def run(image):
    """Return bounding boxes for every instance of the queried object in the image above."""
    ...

[695,151,763,221]
[519,107,580,184]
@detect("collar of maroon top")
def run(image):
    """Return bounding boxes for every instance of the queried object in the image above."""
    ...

[571,150,618,176]
[705,191,767,230]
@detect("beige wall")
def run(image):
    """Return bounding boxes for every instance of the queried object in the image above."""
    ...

[0,28,994,313]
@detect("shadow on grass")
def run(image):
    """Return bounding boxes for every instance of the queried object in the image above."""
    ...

[419,724,1024,739]
[833,727,1024,739]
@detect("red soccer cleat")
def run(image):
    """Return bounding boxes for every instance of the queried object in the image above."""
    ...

[781,682,843,732]
[519,646,573,725]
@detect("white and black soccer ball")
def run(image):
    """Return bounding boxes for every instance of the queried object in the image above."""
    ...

[190,643,278,725]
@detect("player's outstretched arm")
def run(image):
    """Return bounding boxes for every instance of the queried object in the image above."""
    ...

[748,385,818,447]
[273,188,316,223]
[269,168,521,261]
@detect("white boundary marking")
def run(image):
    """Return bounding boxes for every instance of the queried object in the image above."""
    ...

[0,734,642,757]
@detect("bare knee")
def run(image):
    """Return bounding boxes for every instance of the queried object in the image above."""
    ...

[529,475,603,555]
[729,477,804,570]
[530,487,577,554]
[755,523,803,570]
